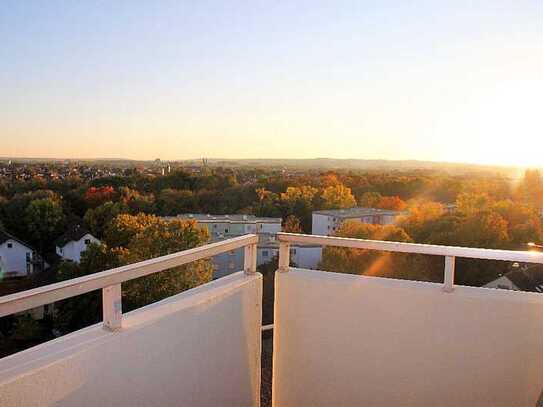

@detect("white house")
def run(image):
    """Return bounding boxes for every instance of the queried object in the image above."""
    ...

[0,231,36,278]
[312,207,405,236]
[55,226,100,263]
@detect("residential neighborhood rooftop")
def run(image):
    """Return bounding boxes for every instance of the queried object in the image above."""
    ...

[0,230,33,249]
[313,207,405,218]
[166,214,282,224]
[54,225,92,248]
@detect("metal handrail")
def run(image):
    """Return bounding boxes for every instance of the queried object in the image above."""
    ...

[277,232,543,263]
[276,232,543,292]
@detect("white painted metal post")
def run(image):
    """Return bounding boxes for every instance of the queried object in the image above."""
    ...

[244,244,257,274]
[103,284,122,331]
[278,242,290,272]
[443,256,455,293]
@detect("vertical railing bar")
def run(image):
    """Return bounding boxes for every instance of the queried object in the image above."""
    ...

[244,243,257,275]
[443,256,455,293]
[103,283,122,331]
[278,242,290,272]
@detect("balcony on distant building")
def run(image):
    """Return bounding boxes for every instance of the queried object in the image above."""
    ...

[1,233,543,406]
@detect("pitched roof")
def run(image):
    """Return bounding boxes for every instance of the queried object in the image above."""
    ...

[505,267,543,292]
[55,225,93,247]
[0,229,34,249]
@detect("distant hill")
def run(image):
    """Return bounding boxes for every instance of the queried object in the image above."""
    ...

[0,156,522,175]
[174,158,520,175]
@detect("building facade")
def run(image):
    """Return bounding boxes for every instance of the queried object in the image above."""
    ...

[55,226,100,263]
[312,207,405,236]
[0,231,36,278]
[167,214,282,278]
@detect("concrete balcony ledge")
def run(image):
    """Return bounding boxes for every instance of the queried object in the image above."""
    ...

[4,233,543,406]
[273,268,543,407]
[0,271,263,407]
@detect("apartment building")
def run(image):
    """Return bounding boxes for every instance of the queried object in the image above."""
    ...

[168,214,282,278]
[312,207,405,236]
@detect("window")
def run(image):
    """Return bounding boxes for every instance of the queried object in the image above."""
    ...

[7,243,13,249]
[224,228,229,234]
[262,250,269,257]
[84,239,91,245]
[229,250,235,256]
[228,261,235,270]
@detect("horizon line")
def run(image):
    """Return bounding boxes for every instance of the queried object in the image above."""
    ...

[0,156,526,170]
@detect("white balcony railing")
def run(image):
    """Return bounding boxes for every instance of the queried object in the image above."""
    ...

[273,232,543,407]
[0,234,262,407]
[3,232,543,406]
[276,232,543,291]
[0,234,259,329]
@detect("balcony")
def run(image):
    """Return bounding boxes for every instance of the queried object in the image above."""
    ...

[2,233,543,406]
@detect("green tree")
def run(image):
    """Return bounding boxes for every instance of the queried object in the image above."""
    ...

[157,189,197,215]
[279,186,317,232]
[320,220,444,282]
[25,198,66,249]
[456,192,491,216]
[119,187,156,214]
[358,191,382,208]
[120,217,213,309]
[54,246,125,332]
[398,201,445,242]
[55,216,213,332]
[283,215,302,233]
[83,201,128,238]
[0,190,61,242]
[320,184,356,209]
[255,188,280,217]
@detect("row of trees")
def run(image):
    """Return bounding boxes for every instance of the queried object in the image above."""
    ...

[2,166,543,356]
[0,214,213,356]
[1,168,542,272]
[320,188,543,286]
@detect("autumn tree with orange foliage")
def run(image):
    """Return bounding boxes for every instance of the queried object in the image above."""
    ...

[376,195,407,210]
[319,220,442,282]
[320,184,357,209]
[84,186,116,208]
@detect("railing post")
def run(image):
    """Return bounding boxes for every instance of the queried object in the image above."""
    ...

[244,244,257,275]
[443,256,455,293]
[278,241,290,272]
[103,284,122,331]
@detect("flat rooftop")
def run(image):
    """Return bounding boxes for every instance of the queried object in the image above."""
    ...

[313,207,404,218]
[165,214,282,224]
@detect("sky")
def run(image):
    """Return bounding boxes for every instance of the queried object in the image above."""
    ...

[1,1,543,167]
